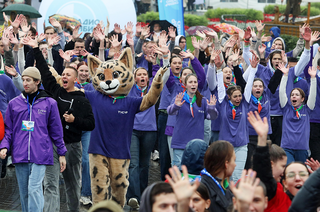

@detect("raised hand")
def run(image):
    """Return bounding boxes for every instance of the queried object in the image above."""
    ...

[114,23,121,34]
[281,50,287,64]
[8,32,18,45]
[200,37,212,51]
[48,35,61,48]
[299,23,310,37]
[59,49,73,62]
[278,63,289,75]
[136,22,142,34]
[157,43,170,56]
[141,26,150,39]
[9,14,22,29]
[305,158,320,173]
[207,94,217,106]
[32,22,37,30]
[203,29,218,38]
[37,33,46,43]
[110,34,122,48]
[94,30,105,42]
[80,49,89,57]
[165,165,200,201]
[125,21,134,34]
[159,32,168,46]
[113,52,120,60]
[249,53,259,68]
[2,29,11,47]
[310,31,320,46]
[247,111,269,138]
[225,39,236,48]
[230,169,260,206]
[308,66,317,78]
[196,30,206,39]
[232,49,240,63]
[21,36,38,48]
[0,148,7,159]
[244,26,252,41]
[210,49,221,62]
[20,16,30,33]
[191,36,200,49]
[180,50,194,60]
[214,55,223,69]
[174,92,186,107]
[126,34,134,46]
[72,25,82,40]
[168,26,176,39]
[255,20,265,33]
[302,27,311,42]
[49,17,61,29]
[261,35,272,42]
[258,44,266,55]
[5,65,18,77]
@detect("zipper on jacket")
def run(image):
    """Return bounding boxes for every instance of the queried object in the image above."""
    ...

[28,104,32,161]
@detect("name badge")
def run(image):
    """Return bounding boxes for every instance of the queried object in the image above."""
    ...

[22,120,34,132]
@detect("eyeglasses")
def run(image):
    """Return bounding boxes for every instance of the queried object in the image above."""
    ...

[286,171,309,179]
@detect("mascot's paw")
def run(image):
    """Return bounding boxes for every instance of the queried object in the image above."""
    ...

[154,66,168,82]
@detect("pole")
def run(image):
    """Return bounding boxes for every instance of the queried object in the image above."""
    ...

[307,2,310,24]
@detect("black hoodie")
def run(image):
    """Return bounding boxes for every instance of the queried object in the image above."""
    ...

[34,47,95,144]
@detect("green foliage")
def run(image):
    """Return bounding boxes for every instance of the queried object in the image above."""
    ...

[204,8,264,21]
[311,2,320,9]
[264,4,320,16]
[184,14,209,27]
[137,11,159,22]
[280,34,299,53]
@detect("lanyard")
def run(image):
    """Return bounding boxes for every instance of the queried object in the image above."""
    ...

[251,95,263,113]
[292,105,304,118]
[27,91,39,121]
[229,100,237,120]
[108,95,126,104]
[201,168,225,196]
[135,84,147,97]
[183,91,197,118]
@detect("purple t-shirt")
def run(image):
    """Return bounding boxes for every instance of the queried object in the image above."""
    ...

[128,85,157,131]
[86,90,142,159]
[218,99,249,147]
[281,103,311,150]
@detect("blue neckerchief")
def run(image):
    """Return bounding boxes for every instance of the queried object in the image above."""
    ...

[200,168,225,195]
[135,84,147,97]
[251,94,262,105]
[294,76,302,84]
[182,91,196,117]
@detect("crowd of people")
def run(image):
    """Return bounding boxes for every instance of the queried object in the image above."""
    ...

[0,11,320,212]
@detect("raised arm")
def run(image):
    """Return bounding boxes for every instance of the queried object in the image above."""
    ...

[307,66,317,110]
[207,49,221,91]
[244,54,258,103]
[278,63,289,108]
[294,27,311,76]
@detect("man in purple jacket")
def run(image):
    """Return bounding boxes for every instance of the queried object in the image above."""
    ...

[0,67,67,212]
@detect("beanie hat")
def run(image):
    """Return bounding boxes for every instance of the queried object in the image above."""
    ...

[22,67,41,80]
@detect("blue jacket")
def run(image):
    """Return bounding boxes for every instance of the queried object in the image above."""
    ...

[0,90,67,165]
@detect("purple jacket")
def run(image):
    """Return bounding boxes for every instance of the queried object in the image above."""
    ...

[0,91,67,165]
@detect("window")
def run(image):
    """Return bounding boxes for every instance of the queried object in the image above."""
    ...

[258,0,275,3]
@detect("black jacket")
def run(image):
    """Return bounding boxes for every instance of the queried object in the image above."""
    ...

[201,174,233,212]
[34,47,95,144]
[289,168,320,212]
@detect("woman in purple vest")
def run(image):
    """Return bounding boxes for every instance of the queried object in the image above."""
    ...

[278,64,317,164]
[167,73,218,168]
[216,54,258,183]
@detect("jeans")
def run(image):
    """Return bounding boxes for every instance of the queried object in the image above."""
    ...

[63,142,82,212]
[158,112,171,180]
[232,145,248,183]
[270,116,283,146]
[172,149,184,169]
[127,130,156,202]
[43,145,60,212]
[210,131,220,144]
[81,131,92,197]
[15,163,46,212]
[167,135,173,165]
[309,123,320,162]
[284,148,308,164]
[203,119,211,145]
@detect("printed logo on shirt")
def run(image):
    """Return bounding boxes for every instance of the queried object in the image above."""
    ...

[198,110,204,113]
[264,100,269,105]
[300,114,306,117]
[38,109,47,115]
[118,111,128,114]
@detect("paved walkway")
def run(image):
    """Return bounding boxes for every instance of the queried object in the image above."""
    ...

[0,160,161,212]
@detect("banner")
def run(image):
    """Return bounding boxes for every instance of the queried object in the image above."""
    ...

[37,0,136,35]
[158,0,185,36]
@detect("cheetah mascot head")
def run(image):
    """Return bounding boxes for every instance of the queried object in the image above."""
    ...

[87,48,134,96]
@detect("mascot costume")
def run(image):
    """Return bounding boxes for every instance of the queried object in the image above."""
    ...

[86,47,167,206]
